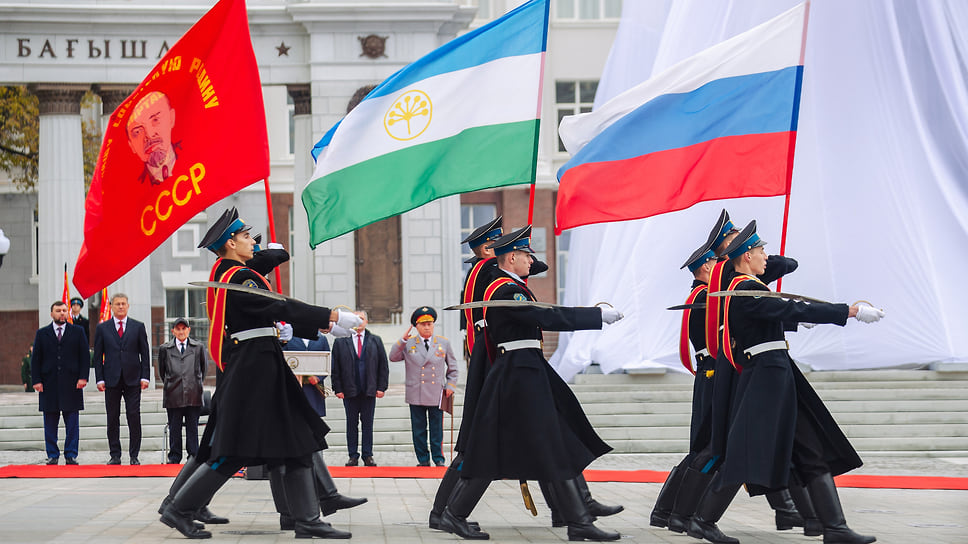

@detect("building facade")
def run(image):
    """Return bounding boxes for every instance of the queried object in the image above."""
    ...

[0,0,618,383]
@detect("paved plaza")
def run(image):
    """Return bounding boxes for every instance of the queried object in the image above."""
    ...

[0,450,965,544]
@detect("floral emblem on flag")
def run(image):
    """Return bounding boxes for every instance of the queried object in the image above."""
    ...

[384,90,432,141]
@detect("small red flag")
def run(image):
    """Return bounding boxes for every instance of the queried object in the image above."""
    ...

[62,263,74,324]
[98,288,112,323]
[74,0,269,298]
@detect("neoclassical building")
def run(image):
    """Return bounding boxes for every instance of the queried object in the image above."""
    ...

[0,0,618,383]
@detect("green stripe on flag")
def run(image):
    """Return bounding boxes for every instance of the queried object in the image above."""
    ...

[303,120,539,248]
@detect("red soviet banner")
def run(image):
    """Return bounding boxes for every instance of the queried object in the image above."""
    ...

[74,0,268,298]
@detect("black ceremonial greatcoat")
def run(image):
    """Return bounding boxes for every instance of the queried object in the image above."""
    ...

[200,258,332,463]
[460,271,610,482]
[717,278,862,493]
[455,257,499,453]
[708,254,799,457]
[686,280,716,452]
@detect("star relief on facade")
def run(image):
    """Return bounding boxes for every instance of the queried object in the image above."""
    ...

[275,42,291,57]
[358,34,388,59]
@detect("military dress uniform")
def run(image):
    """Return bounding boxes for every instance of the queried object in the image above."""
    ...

[159,208,360,540]
[714,221,876,544]
[439,226,621,542]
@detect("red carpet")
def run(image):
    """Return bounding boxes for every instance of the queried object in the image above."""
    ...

[1,464,966,490]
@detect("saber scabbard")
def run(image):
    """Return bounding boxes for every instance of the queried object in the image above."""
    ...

[520,480,538,516]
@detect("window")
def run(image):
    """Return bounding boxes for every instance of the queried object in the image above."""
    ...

[460,204,497,273]
[556,0,621,20]
[556,80,598,152]
[164,288,209,344]
[556,229,571,302]
[172,224,200,258]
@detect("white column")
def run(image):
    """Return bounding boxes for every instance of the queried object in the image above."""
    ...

[32,84,87,326]
[97,85,154,386]
[288,84,315,302]
[439,194,462,351]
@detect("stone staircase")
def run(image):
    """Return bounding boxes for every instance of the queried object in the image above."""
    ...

[2,369,967,461]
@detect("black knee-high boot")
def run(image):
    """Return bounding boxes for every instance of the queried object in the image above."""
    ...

[429,455,481,531]
[650,465,683,528]
[576,474,624,518]
[539,480,566,527]
[269,465,294,530]
[160,462,230,539]
[158,457,228,525]
[806,473,876,544]
[766,488,804,530]
[283,464,351,539]
[546,479,619,542]
[312,451,367,516]
[788,482,823,536]
[440,478,491,540]
[667,467,713,533]
[686,479,740,544]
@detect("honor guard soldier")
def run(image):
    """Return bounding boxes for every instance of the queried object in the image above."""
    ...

[439,226,623,542]
[713,221,882,544]
[158,208,364,540]
[69,297,90,343]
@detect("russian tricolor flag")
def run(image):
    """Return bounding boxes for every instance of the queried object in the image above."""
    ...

[555,3,807,234]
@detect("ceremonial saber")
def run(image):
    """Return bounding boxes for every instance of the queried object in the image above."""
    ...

[709,290,831,304]
[444,300,562,311]
[189,281,293,301]
[667,303,707,311]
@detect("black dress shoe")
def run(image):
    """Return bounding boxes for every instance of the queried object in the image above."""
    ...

[435,461,447,467]
[46,457,58,465]
[66,458,79,465]
[345,457,359,466]
[320,494,368,517]
[107,457,122,465]
[130,457,141,465]
[363,456,377,467]
[417,461,431,467]
[195,505,229,524]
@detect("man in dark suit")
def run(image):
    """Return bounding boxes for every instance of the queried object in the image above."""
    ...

[31,301,91,465]
[331,311,389,467]
[158,317,207,464]
[92,293,151,465]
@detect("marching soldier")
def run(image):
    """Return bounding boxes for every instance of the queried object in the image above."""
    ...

[713,221,882,544]
[158,208,364,539]
[439,226,623,541]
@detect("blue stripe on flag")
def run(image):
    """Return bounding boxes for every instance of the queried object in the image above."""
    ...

[558,66,802,179]
[311,0,548,162]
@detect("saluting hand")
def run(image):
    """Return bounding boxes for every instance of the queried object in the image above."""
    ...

[402,326,413,341]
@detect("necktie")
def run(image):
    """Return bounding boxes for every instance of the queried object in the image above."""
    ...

[118,320,124,337]
[179,342,185,354]
[356,334,363,358]
[56,327,62,341]
[424,339,430,352]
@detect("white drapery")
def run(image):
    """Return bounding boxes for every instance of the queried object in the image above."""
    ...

[550,0,968,379]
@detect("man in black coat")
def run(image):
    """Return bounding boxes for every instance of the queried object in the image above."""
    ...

[331,311,389,467]
[157,317,207,464]
[441,226,624,542]
[159,207,364,539]
[92,293,150,465]
[713,221,882,544]
[31,301,90,465]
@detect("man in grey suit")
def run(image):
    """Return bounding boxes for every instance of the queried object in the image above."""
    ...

[389,306,458,467]
[31,301,90,465]
[158,317,207,464]
[92,293,151,465]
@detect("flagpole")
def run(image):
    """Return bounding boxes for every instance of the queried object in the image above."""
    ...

[262,178,284,294]
[777,0,810,293]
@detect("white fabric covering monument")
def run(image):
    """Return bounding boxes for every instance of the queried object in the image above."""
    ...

[551,0,968,379]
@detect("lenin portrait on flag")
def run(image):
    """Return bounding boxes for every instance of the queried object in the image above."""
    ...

[127,91,181,185]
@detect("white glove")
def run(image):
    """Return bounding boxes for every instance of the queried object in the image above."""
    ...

[799,322,817,329]
[267,242,284,250]
[276,322,293,342]
[855,305,885,324]
[329,323,353,338]
[601,307,624,325]
[336,309,363,330]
